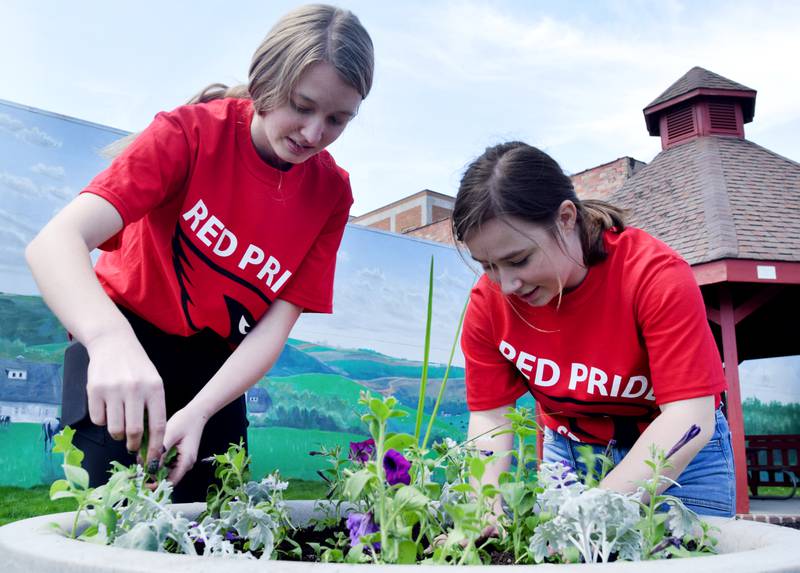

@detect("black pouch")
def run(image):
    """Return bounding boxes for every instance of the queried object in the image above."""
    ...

[61,341,90,426]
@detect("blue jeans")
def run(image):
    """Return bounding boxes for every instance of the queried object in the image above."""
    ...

[542,409,736,516]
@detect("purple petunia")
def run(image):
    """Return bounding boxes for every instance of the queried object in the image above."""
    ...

[552,459,578,487]
[383,449,411,485]
[649,536,682,556]
[349,438,376,462]
[346,511,380,549]
[665,425,702,459]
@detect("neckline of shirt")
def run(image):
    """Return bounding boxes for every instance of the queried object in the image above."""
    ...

[234,98,310,187]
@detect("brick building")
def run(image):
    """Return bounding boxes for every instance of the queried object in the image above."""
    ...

[351,159,645,242]
[349,189,456,236]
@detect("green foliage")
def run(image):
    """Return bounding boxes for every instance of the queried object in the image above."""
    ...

[743,397,800,434]
[0,294,66,347]
[0,485,75,526]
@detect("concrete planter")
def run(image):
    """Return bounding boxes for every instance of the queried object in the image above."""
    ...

[1,501,799,572]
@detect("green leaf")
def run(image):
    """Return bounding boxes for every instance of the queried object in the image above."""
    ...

[451,483,474,494]
[320,549,344,563]
[49,479,71,498]
[424,482,442,498]
[369,398,389,421]
[65,448,84,467]
[95,506,118,534]
[398,540,418,564]
[469,457,486,482]
[344,469,374,501]
[64,464,90,490]
[384,433,416,452]
[498,481,525,508]
[52,427,76,454]
[50,489,77,501]
[481,484,498,498]
[394,485,429,510]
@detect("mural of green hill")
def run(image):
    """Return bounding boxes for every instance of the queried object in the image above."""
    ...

[0,293,65,346]
[254,373,465,439]
[268,344,338,377]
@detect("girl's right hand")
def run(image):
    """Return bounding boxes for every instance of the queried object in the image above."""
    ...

[84,329,167,465]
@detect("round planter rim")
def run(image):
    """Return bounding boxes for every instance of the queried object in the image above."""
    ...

[1,500,799,572]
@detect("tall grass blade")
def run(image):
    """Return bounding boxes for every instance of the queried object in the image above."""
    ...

[413,256,435,444]
[421,292,469,451]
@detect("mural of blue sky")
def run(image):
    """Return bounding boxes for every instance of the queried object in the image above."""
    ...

[0,99,127,295]
[0,98,797,404]
[293,226,477,366]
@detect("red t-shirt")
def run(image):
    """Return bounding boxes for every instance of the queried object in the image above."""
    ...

[462,227,726,445]
[84,98,352,344]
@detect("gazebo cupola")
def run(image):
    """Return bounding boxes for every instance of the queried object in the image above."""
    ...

[643,66,757,150]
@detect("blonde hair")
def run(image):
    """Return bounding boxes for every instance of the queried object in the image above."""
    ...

[105,4,373,157]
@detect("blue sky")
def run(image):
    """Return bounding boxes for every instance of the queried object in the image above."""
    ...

[2,1,799,216]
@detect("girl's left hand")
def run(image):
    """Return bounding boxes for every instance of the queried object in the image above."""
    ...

[161,407,208,486]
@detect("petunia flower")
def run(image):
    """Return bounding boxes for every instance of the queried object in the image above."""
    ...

[349,438,376,462]
[553,459,578,487]
[383,449,411,485]
[346,511,380,549]
[665,425,701,459]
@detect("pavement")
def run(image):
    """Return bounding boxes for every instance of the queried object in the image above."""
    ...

[747,496,800,516]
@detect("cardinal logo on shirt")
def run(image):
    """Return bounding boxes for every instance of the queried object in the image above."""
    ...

[171,224,269,344]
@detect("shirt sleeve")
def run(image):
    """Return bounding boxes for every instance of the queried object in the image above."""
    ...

[635,255,727,405]
[462,283,529,411]
[277,180,353,314]
[81,110,192,250]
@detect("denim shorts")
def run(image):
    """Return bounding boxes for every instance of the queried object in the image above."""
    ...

[542,408,736,516]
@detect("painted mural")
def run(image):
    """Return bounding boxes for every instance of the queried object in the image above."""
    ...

[0,98,798,488]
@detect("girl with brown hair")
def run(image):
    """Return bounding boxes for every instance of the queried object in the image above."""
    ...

[454,141,735,516]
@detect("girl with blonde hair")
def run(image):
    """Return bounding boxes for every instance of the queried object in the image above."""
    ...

[26,4,374,501]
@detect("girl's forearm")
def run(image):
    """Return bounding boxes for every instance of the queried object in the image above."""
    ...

[599,395,716,494]
[25,194,132,347]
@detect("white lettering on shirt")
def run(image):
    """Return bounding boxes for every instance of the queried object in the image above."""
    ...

[499,340,516,361]
[181,199,295,295]
[197,215,224,247]
[213,229,237,257]
[516,351,536,380]
[495,340,654,403]
[182,199,209,231]
[621,375,648,399]
[534,358,560,387]
[569,362,588,390]
[557,426,581,441]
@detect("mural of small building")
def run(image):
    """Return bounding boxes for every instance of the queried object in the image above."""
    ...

[245,387,272,414]
[0,358,61,423]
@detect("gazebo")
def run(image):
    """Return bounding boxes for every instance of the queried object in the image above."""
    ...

[610,66,800,514]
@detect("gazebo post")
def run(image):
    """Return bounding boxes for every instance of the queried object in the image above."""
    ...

[718,284,750,514]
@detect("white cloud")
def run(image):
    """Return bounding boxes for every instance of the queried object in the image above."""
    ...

[0,171,38,195]
[30,162,65,180]
[0,113,62,148]
[0,170,73,201]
